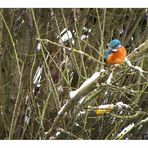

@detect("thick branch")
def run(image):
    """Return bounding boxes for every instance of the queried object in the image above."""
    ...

[46,69,106,137]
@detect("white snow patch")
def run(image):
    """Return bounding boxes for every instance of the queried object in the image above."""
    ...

[106,72,113,84]
[78,97,85,105]
[116,102,130,110]
[134,66,144,73]
[57,28,74,44]
[25,116,30,125]
[58,101,68,115]
[36,43,41,52]
[97,104,114,109]
[70,89,80,99]
[81,35,88,40]
[78,111,86,117]
[33,66,42,87]
[25,95,29,104]
[75,123,80,127]
[56,132,61,136]
[83,27,92,33]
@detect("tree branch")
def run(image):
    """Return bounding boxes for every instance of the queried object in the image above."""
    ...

[46,69,106,138]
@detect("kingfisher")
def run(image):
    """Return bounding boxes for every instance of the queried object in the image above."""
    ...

[104,39,127,65]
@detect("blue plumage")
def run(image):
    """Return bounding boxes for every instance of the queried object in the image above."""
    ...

[109,39,121,49]
[104,48,112,62]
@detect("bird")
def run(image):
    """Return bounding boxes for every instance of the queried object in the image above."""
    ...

[104,39,127,65]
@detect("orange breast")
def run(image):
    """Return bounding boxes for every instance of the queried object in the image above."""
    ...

[106,47,127,64]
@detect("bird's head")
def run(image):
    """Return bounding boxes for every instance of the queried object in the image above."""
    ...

[109,39,121,49]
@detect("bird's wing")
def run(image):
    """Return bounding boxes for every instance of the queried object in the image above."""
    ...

[104,48,113,62]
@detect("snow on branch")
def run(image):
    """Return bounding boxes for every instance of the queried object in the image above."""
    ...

[46,68,107,137]
[138,117,148,125]
[127,39,148,60]
[124,40,148,78]
[116,123,135,139]
[33,66,42,87]
[116,114,148,139]
[106,72,113,85]
[115,102,131,110]
[125,57,148,77]
[70,69,106,99]
[86,102,131,116]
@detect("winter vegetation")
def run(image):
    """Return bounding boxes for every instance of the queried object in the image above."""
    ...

[0,8,148,139]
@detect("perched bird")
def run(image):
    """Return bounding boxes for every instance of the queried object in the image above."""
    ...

[104,39,127,65]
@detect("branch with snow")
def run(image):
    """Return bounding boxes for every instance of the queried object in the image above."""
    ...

[124,40,148,78]
[115,102,131,110]
[111,111,147,120]
[127,39,148,60]
[116,114,148,139]
[84,102,131,116]
[138,117,148,125]
[106,72,113,85]
[70,69,106,99]
[116,123,135,139]
[125,57,148,77]
[33,66,42,87]
[45,68,107,137]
